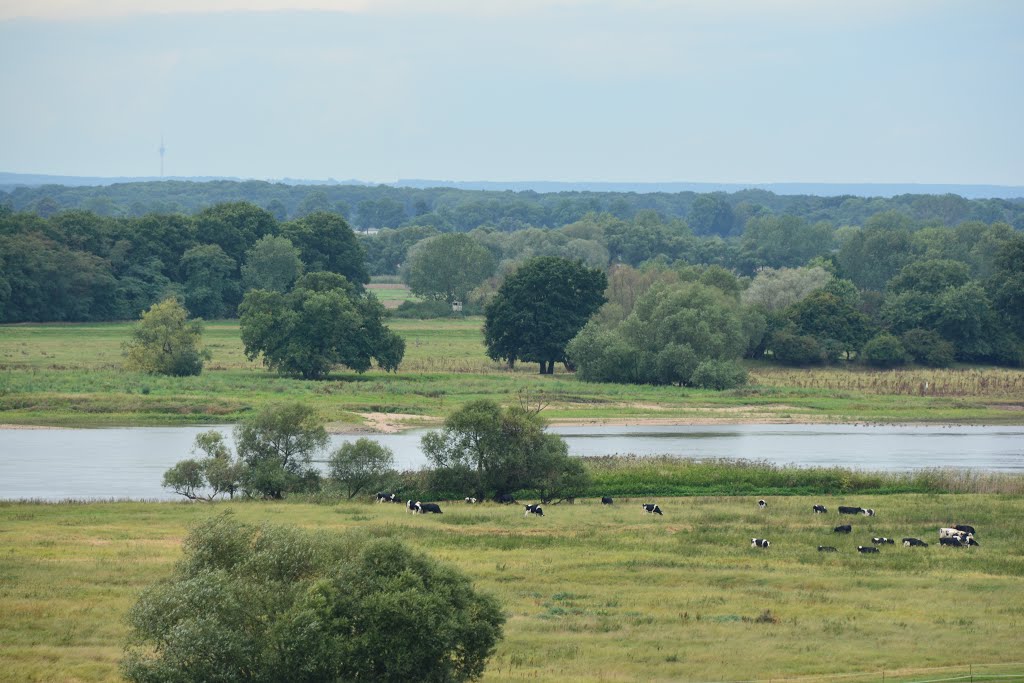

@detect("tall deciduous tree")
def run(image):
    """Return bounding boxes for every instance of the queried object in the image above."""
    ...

[422,399,587,502]
[281,212,368,286]
[403,233,496,305]
[194,202,276,267]
[122,298,209,376]
[180,243,239,319]
[328,438,396,499]
[241,235,304,293]
[239,272,404,379]
[484,257,606,374]
[235,402,328,499]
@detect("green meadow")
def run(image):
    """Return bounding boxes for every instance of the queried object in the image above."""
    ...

[2,317,1023,428]
[1,495,1023,682]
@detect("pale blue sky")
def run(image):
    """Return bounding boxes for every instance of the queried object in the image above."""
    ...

[1,1,1021,183]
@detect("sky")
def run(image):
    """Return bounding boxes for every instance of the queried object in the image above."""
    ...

[0,0,1022,184]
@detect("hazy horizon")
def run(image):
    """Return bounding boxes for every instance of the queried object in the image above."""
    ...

[2,1,1021,184]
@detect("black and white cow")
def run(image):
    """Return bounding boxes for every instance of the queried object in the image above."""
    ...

[833,524,852,534]
[524,504,544,517]
[857,546,880,553]
[406,499,418,514]
[817,546,838,552]
[812,504,828,513]
[939,527,971,540]
[838,505,864,515]
[939,536,965,547]
[902,538,928,547]
[464,497,478,504]
[751,538,770,548]
[953,524,977,535]
[758,499,767,509]
[496,493,517,505]
[416,502,443,514]
[642,504,663,516]
[376,492,397,503]
[872,537,895,545]
[862,508,875,517]
[601,496,614,505]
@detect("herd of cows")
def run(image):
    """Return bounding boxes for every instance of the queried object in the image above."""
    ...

[374,492,980,554]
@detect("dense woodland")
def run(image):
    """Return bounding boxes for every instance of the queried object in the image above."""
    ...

[1,181,1022,371]
[3,179,1024,232]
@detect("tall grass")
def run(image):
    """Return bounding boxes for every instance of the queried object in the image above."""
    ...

[580,455,1024,497]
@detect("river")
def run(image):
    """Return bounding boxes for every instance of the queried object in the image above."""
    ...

[1,423,1022,501]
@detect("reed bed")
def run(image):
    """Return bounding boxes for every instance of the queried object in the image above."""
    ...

[580,455,1024,496]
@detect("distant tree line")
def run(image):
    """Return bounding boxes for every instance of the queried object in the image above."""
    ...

[3,179,1022,234]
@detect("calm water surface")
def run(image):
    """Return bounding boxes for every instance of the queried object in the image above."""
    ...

[1,423,1022,501]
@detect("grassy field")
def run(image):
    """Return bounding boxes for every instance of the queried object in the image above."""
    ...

[1,495,1022,682]
[1,318,1023,428]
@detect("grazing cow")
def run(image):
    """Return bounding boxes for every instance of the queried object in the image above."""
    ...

[862,508,875,517]
[524,504,544,517]
[872,537,895,545]
[601,496,614,505]
[939,527,971,540]
[812,504,828,513]
[902,538,928,547]
[818,546,838,552]
[642,504,663,516]
[834,524,852,534]
[496,493,517,505]
[751,538,770,548]
[416,502,443,514]
[857,546,880,554]
[758,499,767,509]
[376,492,396,503]
[954,524,976,535]
[838,506,863,515]
[406,499,418,514]
[939,537,965,547]
[464,497,477,504]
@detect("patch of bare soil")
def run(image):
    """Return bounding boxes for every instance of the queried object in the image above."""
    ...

[0,424,61,430]
[328,413,440,434]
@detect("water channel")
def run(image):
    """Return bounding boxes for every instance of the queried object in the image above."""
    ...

[1,423,1022,501]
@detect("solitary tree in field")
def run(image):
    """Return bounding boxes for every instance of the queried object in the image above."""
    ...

[483,257,606,373]
[239,271,405,379]
[122,298,209,376]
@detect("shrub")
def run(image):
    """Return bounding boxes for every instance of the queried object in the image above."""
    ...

[901,328,955,367]
[769,330,826,366]
[861,333,909,368]
[688,359,748,390]
[122,298,209,376]
[392,299,460,318]
[122,514,505,683]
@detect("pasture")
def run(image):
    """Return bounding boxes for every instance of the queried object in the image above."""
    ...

[2,318,1024,428]
[1,495,1023,682]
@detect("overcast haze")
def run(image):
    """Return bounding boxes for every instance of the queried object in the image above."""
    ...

[1,1,1021,184]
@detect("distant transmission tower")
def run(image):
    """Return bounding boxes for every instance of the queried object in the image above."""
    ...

[159,136,166,177]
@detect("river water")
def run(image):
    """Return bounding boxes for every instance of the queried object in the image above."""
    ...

[1,423,1022,501]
